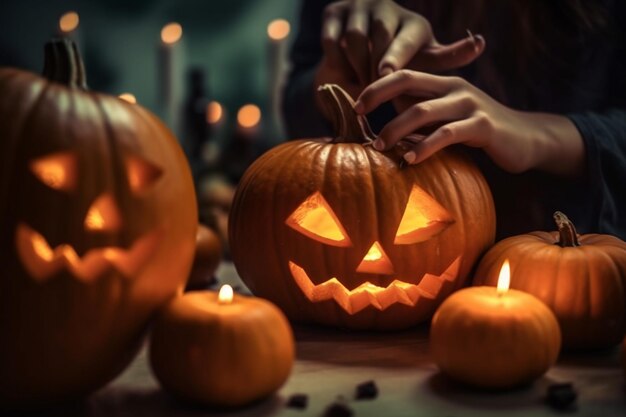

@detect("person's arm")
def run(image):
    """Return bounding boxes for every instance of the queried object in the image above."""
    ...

[355,70,586,177]
[568,109,626,234]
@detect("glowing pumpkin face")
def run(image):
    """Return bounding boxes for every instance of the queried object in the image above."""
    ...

[0,39,197,408]
[16,150,165,282]
[285,187,459,315]
[229,84,495,329]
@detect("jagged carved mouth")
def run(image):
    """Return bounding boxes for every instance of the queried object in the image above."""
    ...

[16,223,162,282]
[288,256,461,314]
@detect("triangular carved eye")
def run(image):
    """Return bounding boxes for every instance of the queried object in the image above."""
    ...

[30,152,77,192]
[394,185,454,245]
[126,155,163,194]
[286,192,352,247]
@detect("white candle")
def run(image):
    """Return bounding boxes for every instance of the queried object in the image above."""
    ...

[58,11,82,52]
[266,19,290,139]
[158,22,185,137]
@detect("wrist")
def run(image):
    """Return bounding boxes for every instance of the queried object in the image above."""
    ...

[526,112,585,177]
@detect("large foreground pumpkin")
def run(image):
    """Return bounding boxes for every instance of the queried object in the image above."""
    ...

[0,39,197,408]
[229,84,495,329]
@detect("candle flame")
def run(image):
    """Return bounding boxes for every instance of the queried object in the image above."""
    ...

[59,11,80,33]
[161,22,183,44]
[268,19,290,41]
[206,101,223,124]
[237,104,261,128]
[218,284,234,304]
[118,93,137,104]
[496,260,511,294]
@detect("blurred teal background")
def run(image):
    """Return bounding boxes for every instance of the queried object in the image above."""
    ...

[0,0,299,145]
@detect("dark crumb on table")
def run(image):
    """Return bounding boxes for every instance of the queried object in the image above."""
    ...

[356,380,378,400]
[286,393,308,410]
[546,382,577,410]
[324,401,354,417]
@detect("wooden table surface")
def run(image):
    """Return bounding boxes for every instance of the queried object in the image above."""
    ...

[81,263,625,416]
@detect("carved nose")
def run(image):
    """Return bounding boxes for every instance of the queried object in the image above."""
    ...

[356,241,394,275]
[84,193,122,233]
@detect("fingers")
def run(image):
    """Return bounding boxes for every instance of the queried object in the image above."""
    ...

[344,2,372,86]
[412,33,486,72]
[321,3,353,72]
[403,117,487,164]
[373,95,473,150]
[370,2,400,79]
[355,70,455,114]
[378,16,432,76]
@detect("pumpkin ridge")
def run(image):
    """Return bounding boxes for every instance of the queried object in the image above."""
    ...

[1,76,48,223]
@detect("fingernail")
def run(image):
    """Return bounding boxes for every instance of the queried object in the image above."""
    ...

[404,151,416,164]
[354,100,364,114]
[373,139,385,151]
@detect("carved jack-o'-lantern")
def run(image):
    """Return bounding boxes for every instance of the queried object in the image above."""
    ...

[229,85,495,329]
[0,39,197,408]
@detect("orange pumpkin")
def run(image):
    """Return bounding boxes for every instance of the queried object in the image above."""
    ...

[149,289,294,407]
[430,285,561,389]
[474,212,626,350]
[186,224,222,290]
[0,39,197,407]
[229,84,495,329]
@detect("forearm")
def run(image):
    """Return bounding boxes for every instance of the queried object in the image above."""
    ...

[524,112,585,177]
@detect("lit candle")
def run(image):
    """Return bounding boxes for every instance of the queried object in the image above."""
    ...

[58,11,82,52]
[149,285,295,407]
[430,260,562,389]
[158,22,185,136]
[266,19,290,138]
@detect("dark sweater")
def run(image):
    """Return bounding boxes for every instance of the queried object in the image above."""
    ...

[283,0,626,240]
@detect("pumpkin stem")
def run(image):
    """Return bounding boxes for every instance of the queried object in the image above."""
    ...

[554,211,580,247]
[317,84,375,143]
[42,38,87,89]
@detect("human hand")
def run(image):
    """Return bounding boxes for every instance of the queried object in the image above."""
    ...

[354,70,585,176]
[315,0,485,102]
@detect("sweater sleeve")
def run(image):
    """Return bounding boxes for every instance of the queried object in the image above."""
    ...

[568,109,626,237]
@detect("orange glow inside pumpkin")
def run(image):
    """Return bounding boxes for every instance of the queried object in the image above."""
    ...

[394,185,454,244]
[286,191,351,247]
[17,223,162,282]
[289,257,461,314]
[30,152,77,192]
[126,156,163,194]
[85,194,122,233]
[356,241,394,275]
[285,189,460,313]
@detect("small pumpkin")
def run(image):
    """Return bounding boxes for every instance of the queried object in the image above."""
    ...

[0,39,197,407]
[430,286,561,389]
[186,224,222,290]
[474,212,626,350]
[229,84,495,329]
[149,289,294,407]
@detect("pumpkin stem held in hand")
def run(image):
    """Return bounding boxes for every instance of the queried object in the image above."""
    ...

[42,38,87,89]
[554,211,580,247]
[318,84,375,144]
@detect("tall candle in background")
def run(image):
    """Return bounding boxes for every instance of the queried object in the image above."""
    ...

[266,19,290,141]
[158,22,185,139]
[58,11,82,52]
